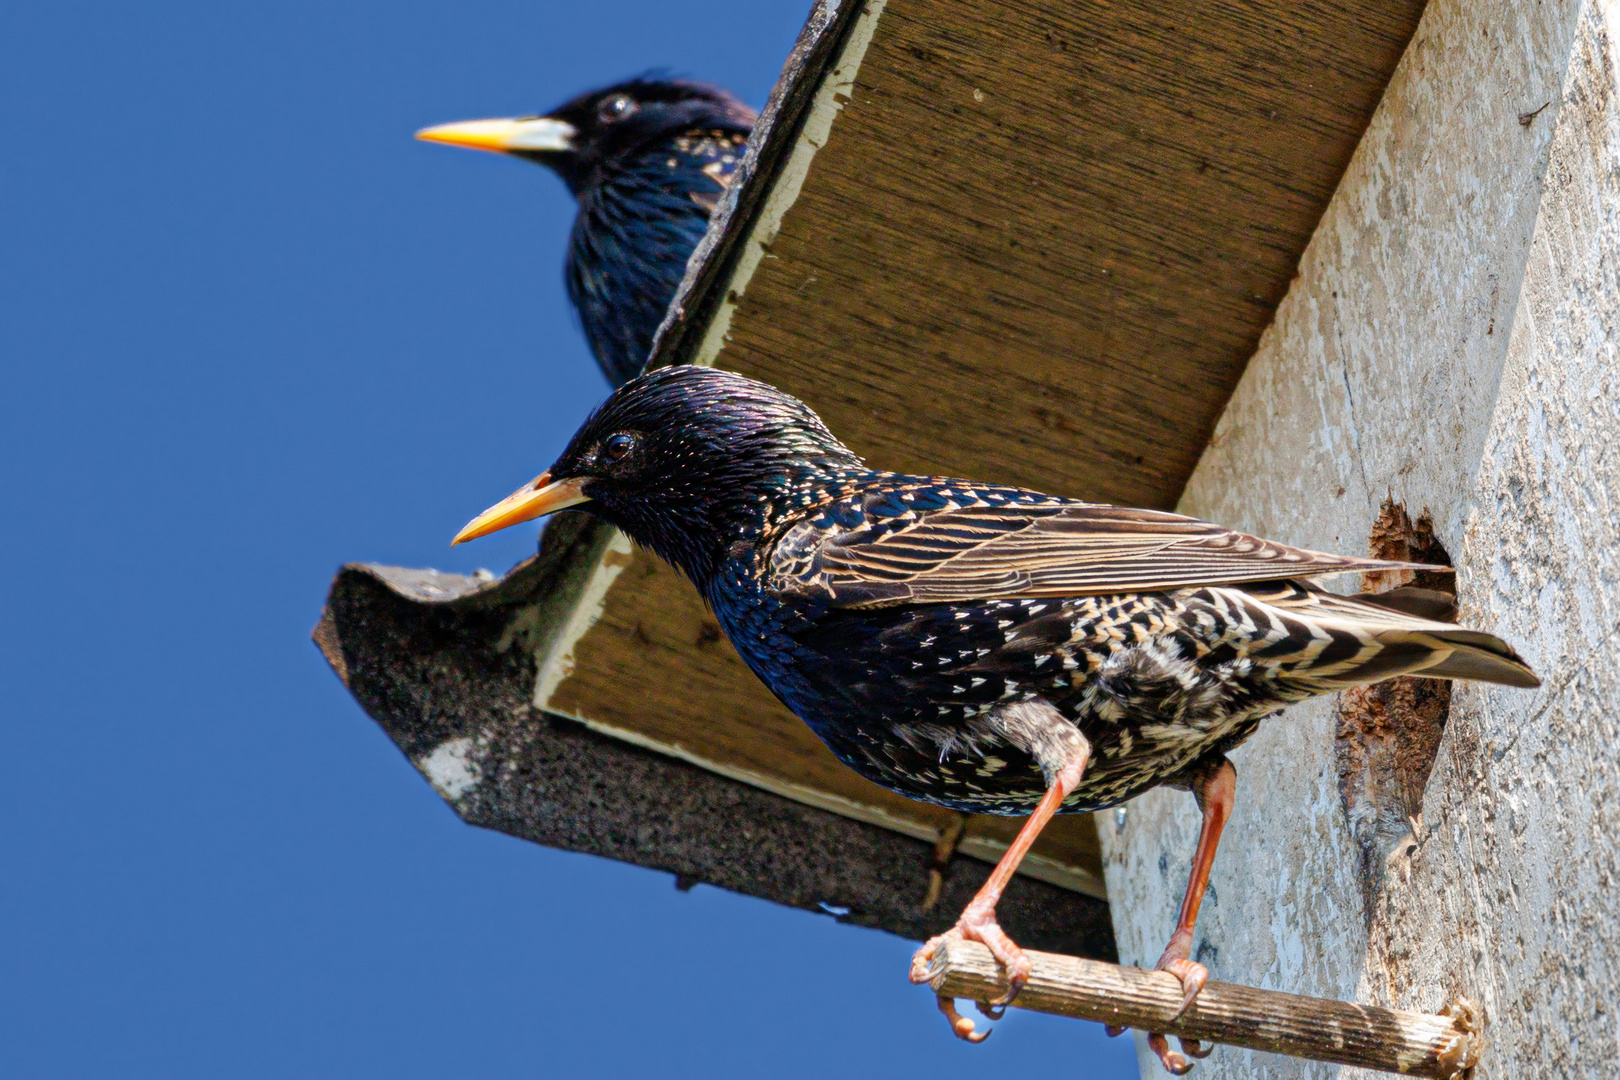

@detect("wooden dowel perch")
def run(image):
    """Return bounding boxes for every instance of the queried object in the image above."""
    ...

[922,938,1482,1079]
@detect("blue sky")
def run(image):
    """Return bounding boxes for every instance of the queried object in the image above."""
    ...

[0,1,1136,1075]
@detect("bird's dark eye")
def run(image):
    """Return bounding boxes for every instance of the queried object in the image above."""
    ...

[603,432,636,461]
[597,94,637,124]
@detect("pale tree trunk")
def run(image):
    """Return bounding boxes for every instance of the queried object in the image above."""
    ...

[1103,0,1620,1075]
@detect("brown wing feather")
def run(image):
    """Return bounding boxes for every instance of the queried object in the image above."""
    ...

[791,503,1447,608]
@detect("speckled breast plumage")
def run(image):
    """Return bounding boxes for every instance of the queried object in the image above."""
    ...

[706,477,1341,816]
[717,573,1315,815]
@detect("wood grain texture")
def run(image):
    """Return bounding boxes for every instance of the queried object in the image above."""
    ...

[713,0,1425,508]
[924,937,1480,1078]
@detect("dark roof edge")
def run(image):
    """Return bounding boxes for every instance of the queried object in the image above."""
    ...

[644,0,868,370]
[312,543,1115,960]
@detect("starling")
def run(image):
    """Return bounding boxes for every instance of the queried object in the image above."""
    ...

[450,367,1539,1072]
[417,78,755,387]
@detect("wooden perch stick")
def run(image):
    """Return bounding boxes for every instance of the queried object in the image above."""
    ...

[922,937,1481,1079]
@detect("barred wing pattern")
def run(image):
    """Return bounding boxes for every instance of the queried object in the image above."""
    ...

[771,494,1445,608]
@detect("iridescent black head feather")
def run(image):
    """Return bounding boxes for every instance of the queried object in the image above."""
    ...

[544,366,865,585]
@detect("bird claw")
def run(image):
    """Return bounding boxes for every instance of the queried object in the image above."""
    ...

[909,933,945,984]
[963,901,1031,1007]
[936,994,991,1043]
[1148,1032,1195,1075]
[913,935,992,1044]
[912,932,995,1043]
[1156,955,1209,1020]
[975,1000,1007,1020]
[1109,1025,1206,1070]
[987,969,1028,1009]
[1137,939,1212,1073]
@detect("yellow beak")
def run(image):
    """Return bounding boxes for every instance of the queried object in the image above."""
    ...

[415,116,577,155]
[451,472,591,546]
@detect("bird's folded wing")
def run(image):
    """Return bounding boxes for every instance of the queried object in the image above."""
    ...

[785,503,1445,608]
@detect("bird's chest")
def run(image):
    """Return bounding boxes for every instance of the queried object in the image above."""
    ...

[709,574,1280,814]
[706,567,850,727]
[567,157,726,382]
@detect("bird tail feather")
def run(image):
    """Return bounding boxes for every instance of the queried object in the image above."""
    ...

[1229,581,1541,690]
[1407,628,1542,687]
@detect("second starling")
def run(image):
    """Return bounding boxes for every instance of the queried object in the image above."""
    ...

[418,78,755,386]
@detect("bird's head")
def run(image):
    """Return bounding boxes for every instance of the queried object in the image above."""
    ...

[452,366,865,586]
[416,77,754,195]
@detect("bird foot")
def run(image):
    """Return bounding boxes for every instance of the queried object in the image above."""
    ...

[908,934,992,1044]
[1112,1024,1208,1073]
[1181,1038,1213,1059]
[910,904,1032,1006]
[1136,934,1212,1072]
[933,993,991,1043]
[909,902,1032,1043]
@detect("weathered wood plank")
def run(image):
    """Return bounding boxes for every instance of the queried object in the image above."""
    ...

[704,0,1426,507]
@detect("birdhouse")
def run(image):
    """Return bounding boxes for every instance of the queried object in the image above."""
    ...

[319,0,1612,1073]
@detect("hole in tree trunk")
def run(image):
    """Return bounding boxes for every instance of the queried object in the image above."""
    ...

[1334,500,1455,919]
